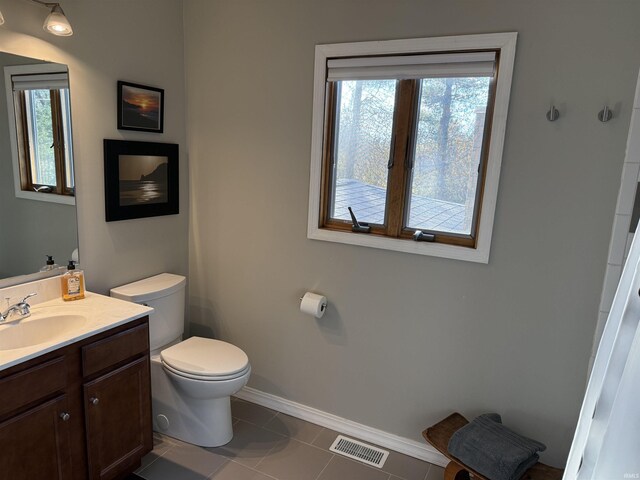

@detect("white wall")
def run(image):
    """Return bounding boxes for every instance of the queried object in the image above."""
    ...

[184,0,640,466]
[0,0,188,292]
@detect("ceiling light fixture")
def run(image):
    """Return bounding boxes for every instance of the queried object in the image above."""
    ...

[31,0,73,36]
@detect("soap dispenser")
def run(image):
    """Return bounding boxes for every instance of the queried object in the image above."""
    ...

[40,255,58,271]
[61,261,85,301]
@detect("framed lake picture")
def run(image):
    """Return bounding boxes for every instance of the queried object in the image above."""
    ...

[104,139,179,222]
[117,81,164,132]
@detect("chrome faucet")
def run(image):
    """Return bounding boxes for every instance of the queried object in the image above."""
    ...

[0,293,37,323]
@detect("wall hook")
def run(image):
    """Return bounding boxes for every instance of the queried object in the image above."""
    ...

[546,105,560,122]
[598,106,613,122]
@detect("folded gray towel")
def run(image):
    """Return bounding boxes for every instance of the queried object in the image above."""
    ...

[447,413,546,480]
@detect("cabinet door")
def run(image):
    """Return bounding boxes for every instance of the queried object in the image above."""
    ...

[0,395,72,479]
[84,356,152,480]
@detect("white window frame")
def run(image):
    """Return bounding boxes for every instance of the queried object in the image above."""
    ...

[307,33,517,263]
[4,63,75,206]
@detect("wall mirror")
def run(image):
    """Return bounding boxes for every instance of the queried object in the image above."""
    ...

[0,50,78,287]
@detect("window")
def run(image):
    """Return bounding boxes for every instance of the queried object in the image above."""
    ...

[4,64,74,205]
[308,34,517,263]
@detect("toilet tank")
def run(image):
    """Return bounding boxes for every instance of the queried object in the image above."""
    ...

[110,273,186,352]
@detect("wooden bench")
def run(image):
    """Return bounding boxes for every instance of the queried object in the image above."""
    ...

[422,413,564,480]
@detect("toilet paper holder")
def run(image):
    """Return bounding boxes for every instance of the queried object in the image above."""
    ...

[299,292,328,317]
[299,295,327,313]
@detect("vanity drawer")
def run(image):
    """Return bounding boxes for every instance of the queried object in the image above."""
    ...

[0,357,67,418]
[82,323,149,378]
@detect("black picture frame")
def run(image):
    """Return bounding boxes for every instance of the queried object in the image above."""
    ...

[104,139,179,222]
[117,81,165,133]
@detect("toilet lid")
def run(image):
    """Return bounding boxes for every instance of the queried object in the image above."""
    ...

[160,336,249,377]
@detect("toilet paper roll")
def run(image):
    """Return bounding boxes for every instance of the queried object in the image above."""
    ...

[300,292,327,318]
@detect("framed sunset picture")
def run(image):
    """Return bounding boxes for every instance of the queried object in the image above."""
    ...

[117,81,164,133]
[104,139,178,221]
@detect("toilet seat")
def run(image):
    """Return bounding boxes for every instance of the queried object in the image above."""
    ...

[161,336,249,379]
[162,361,251,381]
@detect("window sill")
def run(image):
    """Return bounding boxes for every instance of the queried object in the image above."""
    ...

[307,226,491,263]
[15,189,76,206]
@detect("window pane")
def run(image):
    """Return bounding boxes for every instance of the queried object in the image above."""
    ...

[330,79,396,225]
[26,89,57,187]
[407,77,491,235]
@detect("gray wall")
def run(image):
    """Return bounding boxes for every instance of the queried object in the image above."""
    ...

[0,53,77,278]
[0,0,188,292]
[184,0,640,465]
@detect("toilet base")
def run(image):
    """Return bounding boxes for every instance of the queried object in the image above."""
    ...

[150,356,235,447]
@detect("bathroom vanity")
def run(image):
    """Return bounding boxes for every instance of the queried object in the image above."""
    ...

[0,289,154,480]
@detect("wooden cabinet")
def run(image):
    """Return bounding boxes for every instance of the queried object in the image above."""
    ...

[0,395,72,479]
[85,357,152,480]
[0,317,151,480]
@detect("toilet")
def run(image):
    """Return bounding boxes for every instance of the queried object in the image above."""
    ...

[110,273,251,447]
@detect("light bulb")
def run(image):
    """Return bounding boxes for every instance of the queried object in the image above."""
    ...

[43,5,73,36]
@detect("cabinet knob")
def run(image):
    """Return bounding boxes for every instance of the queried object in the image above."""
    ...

[90,397,99,405]
[59,412,70,421]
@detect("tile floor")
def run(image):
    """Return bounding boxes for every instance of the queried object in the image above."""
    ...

[134,398,445,480]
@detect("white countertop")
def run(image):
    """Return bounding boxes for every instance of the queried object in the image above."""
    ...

[0,291,153,372]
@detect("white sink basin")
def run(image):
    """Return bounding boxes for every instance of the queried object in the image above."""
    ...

[0,313,88,351]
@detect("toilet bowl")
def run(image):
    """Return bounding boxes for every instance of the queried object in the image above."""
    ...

[111,274,251,447]
[149,337,251,446]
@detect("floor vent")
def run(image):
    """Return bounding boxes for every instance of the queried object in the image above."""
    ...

[329,435,389,468]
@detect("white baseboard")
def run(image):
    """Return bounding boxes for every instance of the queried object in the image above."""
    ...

[235,386,448,468]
